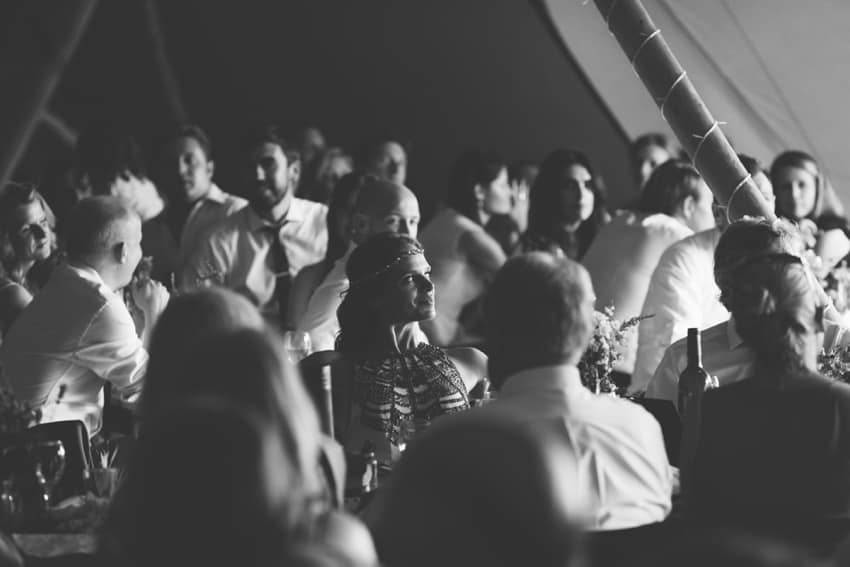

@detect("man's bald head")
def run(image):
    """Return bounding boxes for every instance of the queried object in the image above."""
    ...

[351,178,420,243]
[67,196,142,272]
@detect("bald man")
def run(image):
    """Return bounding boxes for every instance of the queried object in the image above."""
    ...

[0,196,169,436]
[295,178,421,351]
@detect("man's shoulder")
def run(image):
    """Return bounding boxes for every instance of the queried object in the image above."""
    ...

[668,320,728,351]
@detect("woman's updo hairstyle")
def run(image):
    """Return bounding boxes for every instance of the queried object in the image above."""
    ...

[336,232,425,361]
[723,254,822,373]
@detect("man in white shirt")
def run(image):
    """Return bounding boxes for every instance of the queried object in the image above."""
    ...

[295,178,421,351]
[481,252,673,531]
[582,160,716,375]
[182,125,327,326]
[646,217,849,402]
[632,155,775,393]
[159,124,247,281]
[0,197,169,436]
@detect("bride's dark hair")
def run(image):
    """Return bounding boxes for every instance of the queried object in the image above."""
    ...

[336,232,424,362]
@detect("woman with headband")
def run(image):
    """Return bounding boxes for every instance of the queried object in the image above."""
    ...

[336,232,485,464]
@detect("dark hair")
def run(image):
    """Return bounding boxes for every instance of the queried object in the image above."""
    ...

[446,150,507,224]
[336,232,424,362]
[108,401,304,567]
[242,123,300,165]
[722,254,820,373]
[324,172,372,264]
[629,132,679,161]
[770,150,823,221]
[507,160,539,187]
[485,253,594,387]
[526,149,608,259]
[0,182,56,284]
[738,154,767,178]
[638,159,704,216]
[353,136,407,173]
[816,213,850,237]
[714,218,802,310]
[169,123,213,161]
[75,127,148,195]
[372,411,584,567]
[65,196,137,264]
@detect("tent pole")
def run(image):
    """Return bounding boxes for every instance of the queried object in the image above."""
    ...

[591,0,774,222]
[0,0,98,191]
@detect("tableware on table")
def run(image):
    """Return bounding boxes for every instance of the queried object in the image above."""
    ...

[284,331,312,364]
[29,441,65,506]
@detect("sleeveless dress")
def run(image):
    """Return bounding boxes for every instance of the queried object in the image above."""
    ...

[345,343,470,462]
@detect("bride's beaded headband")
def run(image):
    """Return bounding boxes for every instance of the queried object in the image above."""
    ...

[348,245,424,289]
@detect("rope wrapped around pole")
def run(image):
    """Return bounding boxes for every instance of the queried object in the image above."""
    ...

[593,0,774,222]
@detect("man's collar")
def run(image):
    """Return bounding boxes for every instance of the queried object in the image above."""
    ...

[202,183,228,205]
[250,196,308,232]
[500,364,584,398]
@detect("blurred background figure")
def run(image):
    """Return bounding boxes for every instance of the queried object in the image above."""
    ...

[300,147,354,205]
[419,149,507,346]
[354,136,408,186]
[367,411,587,567]
[517,148,610,261]
[0,182,58,339]
[629,132,679,198]
[506,159,538,234]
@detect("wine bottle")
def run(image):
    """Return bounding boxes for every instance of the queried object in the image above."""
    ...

[677,328,712,416]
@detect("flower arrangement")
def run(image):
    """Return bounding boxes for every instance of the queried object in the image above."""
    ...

[578,306,650,395]
[818,343,850,384]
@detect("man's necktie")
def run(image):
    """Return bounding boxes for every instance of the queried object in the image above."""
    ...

[264,224,291,326]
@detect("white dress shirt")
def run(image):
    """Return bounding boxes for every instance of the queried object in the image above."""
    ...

[481,364,673,530]
[631,228,729,394]
[647,315,850,403]
[182,198,328,320]
[0,264,148,436]
[177,183,247,282]
[582,210,693,374]
[296,247,352,352]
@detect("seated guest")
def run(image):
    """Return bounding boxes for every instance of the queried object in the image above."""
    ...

[629,132,679,195]
[182,124,327,328]
[368,411,586,567]
[300,147,354,205]
[157,124,247,281]
[0,182,57,338]
[0,197,169,436]
[517,148,610,261]
[481,253,673,530]
[771,150,844,232]
[582,160,716,376]
[103,401,376,567]
[631,155,774,393]
[646,218,849,402]
[418,150,507,346]
[687,253,850,555]
[74,127,178,285]
[354,136,408,185]
[294,177,422,350]
[336,232,485,464]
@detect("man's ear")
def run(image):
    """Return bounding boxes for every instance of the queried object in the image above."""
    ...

[116,242,128,264]
[206,159,215,180]
[680,194,696,221]
[288,160,301,190]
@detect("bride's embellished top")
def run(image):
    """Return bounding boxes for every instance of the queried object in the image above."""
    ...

[353,343,469,444]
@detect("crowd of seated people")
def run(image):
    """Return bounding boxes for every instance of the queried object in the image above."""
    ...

[3,119,850,566]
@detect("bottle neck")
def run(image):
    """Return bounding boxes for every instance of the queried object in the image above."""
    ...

[686,330,702,368]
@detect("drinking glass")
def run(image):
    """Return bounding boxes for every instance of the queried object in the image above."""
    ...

[284,331,312,364]
[92,468,121,500]
[31,441,65,505]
